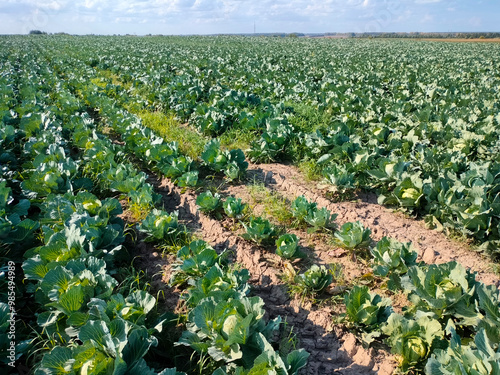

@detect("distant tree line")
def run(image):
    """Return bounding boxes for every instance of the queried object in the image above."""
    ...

[355,32,500,39]
[24,30,500,39]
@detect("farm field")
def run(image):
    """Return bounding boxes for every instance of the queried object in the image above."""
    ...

[1,35,500,374]
[416,38,500,43]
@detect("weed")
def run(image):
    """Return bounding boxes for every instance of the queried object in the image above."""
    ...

[115,258,151,296]
[277,319,299,357]
[287,102,333,134]
[25,328,61,370]
[247,181,294,225]
[137,110,207,159]
[329,262,346,286]
[128,201,154,222]
[219,127,258,151]
[297,159,323,182]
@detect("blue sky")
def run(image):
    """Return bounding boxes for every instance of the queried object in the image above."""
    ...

[0,0,498,35]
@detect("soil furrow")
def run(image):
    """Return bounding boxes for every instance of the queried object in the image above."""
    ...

[154,177,395,375]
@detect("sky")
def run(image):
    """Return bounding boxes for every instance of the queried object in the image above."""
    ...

[0,0,498,35]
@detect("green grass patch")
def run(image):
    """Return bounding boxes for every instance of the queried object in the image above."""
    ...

[297,159,323,182]
[137,110,207,159]
[219,127,257,152]
[287,102,333,134]
[247,181,294,226]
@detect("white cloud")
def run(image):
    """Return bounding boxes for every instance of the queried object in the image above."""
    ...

[421,13,434,23]
[469,16,481,27]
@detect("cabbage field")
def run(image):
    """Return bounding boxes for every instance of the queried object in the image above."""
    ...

[1,35,500,374]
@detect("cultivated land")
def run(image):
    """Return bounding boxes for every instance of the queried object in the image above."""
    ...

[1,35,500,375]
[416,38,500,43]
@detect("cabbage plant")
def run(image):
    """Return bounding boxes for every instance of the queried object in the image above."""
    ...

[334,221,372,250]
[223,196,247,220]
[382,313,443,372]
[295,265,333,296]
[242,216,277,245]
[196,191,222,215]
[275,233,300,259]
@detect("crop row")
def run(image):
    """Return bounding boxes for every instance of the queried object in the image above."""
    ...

[0,41,185,373]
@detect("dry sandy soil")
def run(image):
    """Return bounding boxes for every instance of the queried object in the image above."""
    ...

[133,162,499,375]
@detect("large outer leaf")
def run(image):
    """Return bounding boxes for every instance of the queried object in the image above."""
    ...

[36,346,76,375]
[79,320,116,357]
[23,255,49,281]
[122,327,157,366]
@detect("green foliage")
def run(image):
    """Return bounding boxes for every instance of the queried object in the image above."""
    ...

[213,343,309,375]
[344,285,393,338]
[275,234,300,259]
[0,181,39,249]
[426,328,500,375]
[176,170,199,188]
[137,110,206,160]
[248,117,294,163]
[371,237,418,277]
[223,197,248,220]
[138,209,186,243]
[247,183,293,225]
[38,193,125,257]
[475,282,500,345]
[321,165,356,196]
[0,302,31,365]
[370,237,418,290]
[401,262,478,326]
[304,207,336,233]
[291,196,315,222]
[290,195,336,232]
[382,313,443,371]
[177,297,278,365]
[379,174,425,213]
[294,265,333,297]
[334,221,372,251]
[169,240,224,286]
[183,264,250,308]
[196,191,222,215]
[241,217,277,245]
[201,139,248,181]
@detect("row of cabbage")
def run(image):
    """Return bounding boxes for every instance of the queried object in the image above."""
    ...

[46,35,500,253]
[75,73,248,185]
[0,40,185,373]
[158,234,310,374]
[344,234,500,374]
